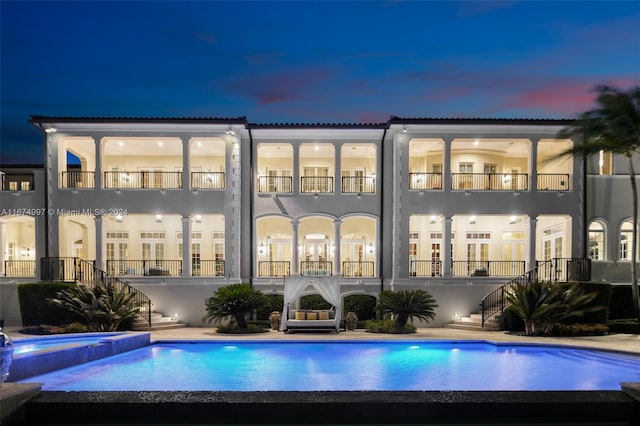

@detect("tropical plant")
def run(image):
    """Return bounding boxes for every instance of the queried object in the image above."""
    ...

[48,284,142,331]
[556,85,640,320]
[202,283,266,331]
[505,280,603,336]
[376,289,438,329]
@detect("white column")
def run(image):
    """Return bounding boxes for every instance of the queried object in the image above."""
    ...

[0,221,6,275]
[182,216,191,278]
[94,215,104,270]
[529,217,537,270]
[182,137,190,191]
[333,219,341,275]
[292,144,300,194]
[530,138,539,192]
[94,136,103,189]
[443,217,452,277]
[443,138,452,191]
[334,143,342,194]
[291,219,299,274]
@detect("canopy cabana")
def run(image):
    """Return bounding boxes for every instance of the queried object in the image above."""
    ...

[280,276,342,332]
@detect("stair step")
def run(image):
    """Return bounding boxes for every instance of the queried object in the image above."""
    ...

[444,323,501,331]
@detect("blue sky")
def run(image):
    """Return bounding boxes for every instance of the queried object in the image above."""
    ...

[1,0,639,164]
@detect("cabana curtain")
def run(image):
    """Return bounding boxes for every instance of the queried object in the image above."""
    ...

[280,275,342,331]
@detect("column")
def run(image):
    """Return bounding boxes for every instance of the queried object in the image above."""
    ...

[94,215,104,270]
[443,217,452,277]
[530,138,539,192]
[334,143,342,194]
[292,144,300,195]
[333,219,341,275]
[94,136,103,189]
[529,217,537,270]
[182,137,190,191]
[182,216,191,278]
[0,221,5,275]
[443,138,452,191]
[291,219,299,274]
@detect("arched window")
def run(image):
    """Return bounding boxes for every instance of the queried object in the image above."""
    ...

[588,221,605,260]
[619,220,636,261]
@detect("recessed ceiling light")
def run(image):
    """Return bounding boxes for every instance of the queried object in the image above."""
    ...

[157,142,164,147]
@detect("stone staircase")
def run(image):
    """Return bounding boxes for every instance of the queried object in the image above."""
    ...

[132,311,188,331]
[444,312,502,331]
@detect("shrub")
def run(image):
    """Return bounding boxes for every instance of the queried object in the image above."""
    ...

[609,285,636,320]
[607,319,640,334]
[256,294,284,320]
[560,282,611,324]
[551,323,609,336]
[203,283,266,330]
[300,294,332,310]
[344,294,377,321]
[215,320,269,334]
[365,319,416,334]
[18,282,81,326]
[376,289,437,328]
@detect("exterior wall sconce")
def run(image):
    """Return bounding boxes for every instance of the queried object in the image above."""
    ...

[469,216,476,224]
[155,214,163,223]
[259,243,265,254]
[509,215,517,224]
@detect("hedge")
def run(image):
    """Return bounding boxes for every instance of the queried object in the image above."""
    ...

[609,285,636,320]
[17,282,81,326]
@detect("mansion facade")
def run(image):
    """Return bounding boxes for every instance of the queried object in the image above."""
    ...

[0,115,637,327]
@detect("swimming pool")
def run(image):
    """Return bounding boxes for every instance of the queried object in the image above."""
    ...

[12,333,124,354]
[19,340,640,391]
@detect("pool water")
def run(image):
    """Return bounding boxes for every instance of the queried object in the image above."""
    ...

[13,333,123,355]
[20,341,640,391]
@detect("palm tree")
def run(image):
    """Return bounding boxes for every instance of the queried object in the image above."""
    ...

[377,289,438,329]
[203,283,266,330]
[557,85,640,320]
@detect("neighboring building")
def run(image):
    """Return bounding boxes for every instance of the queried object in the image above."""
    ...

[0,115,637,327]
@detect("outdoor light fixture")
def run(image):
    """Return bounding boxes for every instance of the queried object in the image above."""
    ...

[402,126,407,133]
[155,214,162,223]
[470,216,477,224]
[195,214,202,223]
[473,140,479,146]
[430,215,437,224]
[45,127,57,133]
[509,215,517,224]
[157,141,164,147]
[259,243,265,254]
[116,215,123,223]
[226,127,236,136]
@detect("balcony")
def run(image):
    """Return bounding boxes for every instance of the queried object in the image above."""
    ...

[3,260,36,277]
[193,260,225,277]
[2,174,34,191]
[408,173,443,191]
[451,260,526,277]
[342,261,375,277]
[106,260,182,276]
[257,176,293,193]
[451,173,529,191]
[537,174,570,191]
[341,176,376,193]
[258,261,291,277]
[410,260,443,277]
[191,172,225,190]
[301,176,334,193]
[300,261,332,276]
[104,171,182,189]
[61,171,95,189]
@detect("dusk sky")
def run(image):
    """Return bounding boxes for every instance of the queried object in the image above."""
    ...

[1,0,639,164]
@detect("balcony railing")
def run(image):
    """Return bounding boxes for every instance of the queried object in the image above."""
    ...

[537,174,570,191]
[104,171,182,189]
[535,257,591,282]
[60,171,95,189]
[301,176,334,193]
[451,260,526,277]
[408,173,443,190]
[341,176,376,193]
[342,261,375,277]
[2,174,35,191]
[3,260,36,277]
[409,260,443,277]
[105,260,182,276]
[191,172,225,190]
[451,173,529,191]
[257,176,293,193]
[300,261,332,276]
[194,260,225,277]
[258,261,291,277]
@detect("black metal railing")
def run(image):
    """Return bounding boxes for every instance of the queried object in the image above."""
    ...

[191,172,225,190]
[451,173,529,191]
[258,261,291,277]
[104,171,182,189]
[194,260,225,277]
[300,261,332,276]
[408,173,443,190]
[40,257,152,328]
[3,260,36,277]
[300,176,334,193]
[60,171,95,189]
[480,257,591,327]
[409,260,442,277]
[257,176,293,193]
[451,260,526,277]
[342,261,375,277]
[341,176,376,193]
[537,174,570,191]
[105,260,182,276]
[2,174,35,191]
